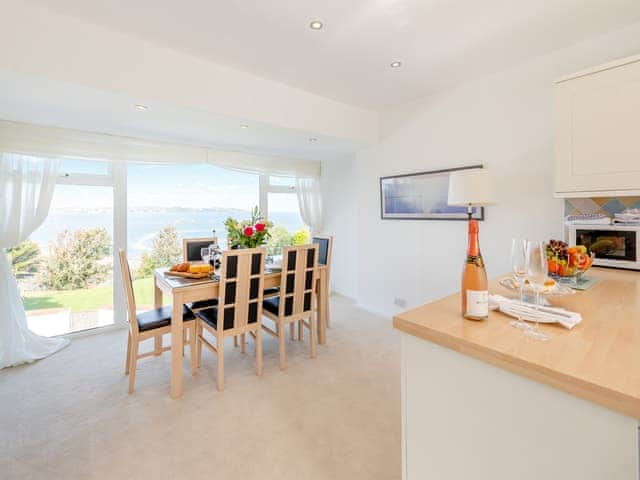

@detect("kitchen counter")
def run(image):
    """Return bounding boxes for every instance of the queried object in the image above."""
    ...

[394,267,640,480]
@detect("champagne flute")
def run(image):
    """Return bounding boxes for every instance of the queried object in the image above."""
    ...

[510,238,529,331]
[525,240,550,341]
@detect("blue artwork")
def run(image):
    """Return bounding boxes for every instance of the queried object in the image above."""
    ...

[380,167,483,220]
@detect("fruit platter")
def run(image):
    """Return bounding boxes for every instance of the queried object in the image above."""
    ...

[545,239,595,285]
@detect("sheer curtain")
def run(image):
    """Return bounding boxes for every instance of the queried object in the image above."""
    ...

[296,177,323,234]
[0,154,69,369]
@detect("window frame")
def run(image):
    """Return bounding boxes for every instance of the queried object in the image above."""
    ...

[259,174,297,220]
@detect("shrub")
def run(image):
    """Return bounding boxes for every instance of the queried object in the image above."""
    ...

[7,240,41,278]
[136,226,182,278]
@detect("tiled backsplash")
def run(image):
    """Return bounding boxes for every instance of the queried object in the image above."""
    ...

[564,197,640,217]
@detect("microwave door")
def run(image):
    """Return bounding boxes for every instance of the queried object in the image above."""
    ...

[575,229,637,263]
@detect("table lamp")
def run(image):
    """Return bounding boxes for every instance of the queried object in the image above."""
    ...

[447,168,497,320]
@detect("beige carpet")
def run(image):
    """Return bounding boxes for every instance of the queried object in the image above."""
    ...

[0,296,401,479]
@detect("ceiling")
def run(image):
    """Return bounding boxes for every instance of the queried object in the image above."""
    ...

[22,0,640,110]
[0,70,362,161]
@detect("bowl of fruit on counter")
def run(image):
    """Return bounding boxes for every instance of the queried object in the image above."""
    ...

[546,239,595,285]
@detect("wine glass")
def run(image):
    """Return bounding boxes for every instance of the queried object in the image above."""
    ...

[200,247,211,265]
[525,240,550,341]
[510,238,529,331]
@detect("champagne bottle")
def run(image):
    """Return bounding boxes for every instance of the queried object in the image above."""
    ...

[461,219,488,320]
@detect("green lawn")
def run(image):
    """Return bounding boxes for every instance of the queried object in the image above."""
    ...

[23,277,156,312]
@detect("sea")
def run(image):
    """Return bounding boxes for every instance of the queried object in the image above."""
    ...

[30,207,304,262]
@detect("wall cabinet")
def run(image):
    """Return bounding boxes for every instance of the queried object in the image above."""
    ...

[555,54,640,197]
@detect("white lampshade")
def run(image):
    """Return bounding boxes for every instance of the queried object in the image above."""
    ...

[447,168,497,207]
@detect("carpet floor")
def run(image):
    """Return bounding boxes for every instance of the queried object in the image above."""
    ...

[0,295,401,479]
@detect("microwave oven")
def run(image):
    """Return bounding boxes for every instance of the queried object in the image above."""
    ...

[568,224,640,271]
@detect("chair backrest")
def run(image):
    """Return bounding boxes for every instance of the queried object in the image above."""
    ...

[312,235,333,267]
[277,244,318,318]
[217,247,266,331]
[118,249,139,335]
[183,237,217,262]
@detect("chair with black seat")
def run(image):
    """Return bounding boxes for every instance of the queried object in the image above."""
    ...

[118,250,197,394]
[195,247,265,391]
[312,235,333,328]
[262,244,319,370]
[182,237,219,312]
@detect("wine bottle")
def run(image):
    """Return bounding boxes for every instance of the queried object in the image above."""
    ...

[461,219,488,320]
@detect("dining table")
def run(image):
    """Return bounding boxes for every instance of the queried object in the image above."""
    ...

[153,264,329,398]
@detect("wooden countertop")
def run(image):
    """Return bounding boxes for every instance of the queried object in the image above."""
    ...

[393,268,640,419]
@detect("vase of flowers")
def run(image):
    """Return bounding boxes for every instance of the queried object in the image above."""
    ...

[224,206,272,249]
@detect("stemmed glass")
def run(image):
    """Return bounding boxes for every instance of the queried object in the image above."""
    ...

[510,238,529,331]
[200,247,211,265]
[525,240,550,341]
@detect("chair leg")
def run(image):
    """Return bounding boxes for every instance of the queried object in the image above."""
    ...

[154,334,162,356]
[125,331,132,375]
[128,340,139,394]
[182,329,187,357]
[256,327,263,376]
[240,333,246,354]
[279,320,287,371]
[196,322,203,369]
[189,324,197,376]
[298,319,303,341]
[309,315,316,359]
[216,333,225,391]
[289,322,295,341]
[234,336,238,348]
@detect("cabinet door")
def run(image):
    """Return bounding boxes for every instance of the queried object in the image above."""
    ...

[556,58,640,196]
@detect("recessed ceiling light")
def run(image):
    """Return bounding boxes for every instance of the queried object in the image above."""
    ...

[240,124,249,129]
[135,104,149,111]
[309,20,323,30]
[309,137,318,142]
[390,61,402,68]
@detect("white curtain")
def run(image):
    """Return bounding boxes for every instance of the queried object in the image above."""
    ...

[296,177,323,234]
[0,154,69,369]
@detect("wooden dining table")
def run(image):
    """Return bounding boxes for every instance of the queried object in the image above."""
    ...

[153,265,329,398]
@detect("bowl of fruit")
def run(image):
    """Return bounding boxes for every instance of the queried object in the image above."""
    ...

[545,239,594,286]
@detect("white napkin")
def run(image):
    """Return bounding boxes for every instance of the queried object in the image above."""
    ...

[489,294,582,330]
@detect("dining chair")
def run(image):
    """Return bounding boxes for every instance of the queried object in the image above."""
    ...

[182,237,219,311]
[118,249,197,394]
[195,247,266,391]
[262,244,319,370]
[312,235,333,328]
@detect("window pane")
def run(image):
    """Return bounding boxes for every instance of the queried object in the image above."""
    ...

[127,163,259,300]
[266,192,308,257]
[20,184,114,336]
[269,176,296,188]
[60,159,110,176]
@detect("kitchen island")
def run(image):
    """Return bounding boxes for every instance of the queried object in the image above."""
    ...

[394,267,640,480]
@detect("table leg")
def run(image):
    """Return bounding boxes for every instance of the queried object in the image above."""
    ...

[317,270,327,345]
[170,292,184,399]
[153,275,163,355]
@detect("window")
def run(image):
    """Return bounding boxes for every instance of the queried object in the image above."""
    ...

[261,176,308,256]
[16,160,119,337]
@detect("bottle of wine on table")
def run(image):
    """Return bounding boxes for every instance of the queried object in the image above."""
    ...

[461,219,488,320]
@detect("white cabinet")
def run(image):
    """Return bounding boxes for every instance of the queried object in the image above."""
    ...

[555,54,640,197]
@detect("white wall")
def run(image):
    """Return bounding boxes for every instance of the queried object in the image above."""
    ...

[323,22,640,317]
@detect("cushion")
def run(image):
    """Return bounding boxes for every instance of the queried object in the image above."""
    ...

[136,305,195,332]
[197,305,258,330]
[188,298,219,310]
[263,296,281,316]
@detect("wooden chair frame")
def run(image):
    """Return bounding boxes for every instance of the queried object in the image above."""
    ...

[312,235,333,328]
[182,237,217,263]
[119,250,197,394]
[196,247,266,391]
[262,244,319,370]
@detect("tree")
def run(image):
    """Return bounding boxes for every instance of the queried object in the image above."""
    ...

[7,240,41,278]
[41,228,111,290]
[136,226,182,278]
[266,225,293,256]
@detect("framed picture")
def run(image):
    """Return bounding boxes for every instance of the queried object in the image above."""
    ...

[380,165,484,220]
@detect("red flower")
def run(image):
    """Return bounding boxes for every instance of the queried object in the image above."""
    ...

[244,226,254,237]
[255,222,265,232]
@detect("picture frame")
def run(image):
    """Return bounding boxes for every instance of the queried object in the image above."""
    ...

[379,165,484,221]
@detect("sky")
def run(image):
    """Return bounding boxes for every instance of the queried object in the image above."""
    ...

[53,159,298,212]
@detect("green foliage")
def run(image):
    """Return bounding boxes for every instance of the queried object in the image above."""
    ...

[136,226,182,278]
[224,206,272,249]
[291,228,310,246]
[7,240,41,277]
[266,225,292,256]
[41,228,111,290]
